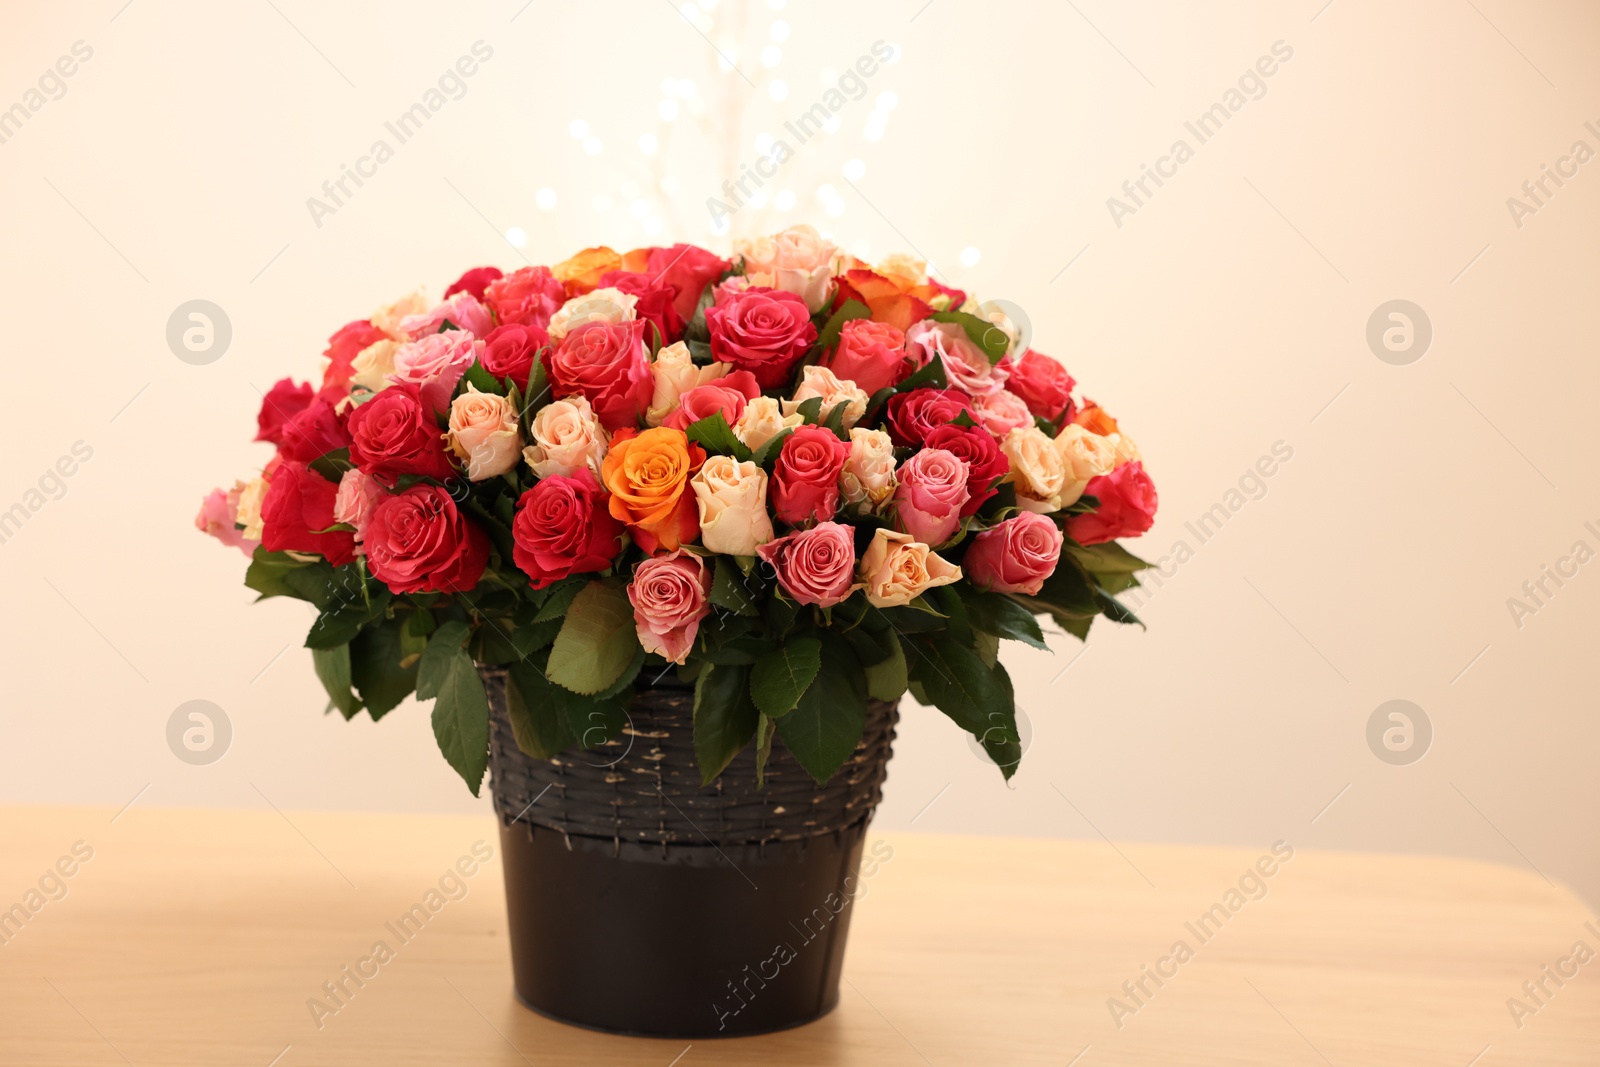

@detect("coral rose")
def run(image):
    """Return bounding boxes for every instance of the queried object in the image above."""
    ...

[628,550,712,664]
[1067,461,1157,546]
[260,461,356,567]
[321,320,387,392]
[646,243,729,320]
[479,323,547,391]
[770,426,850,526]
[347,382,456,483]
[821,318,913,395]
[962,512,1063,595]
[663,370,761,432]
[705,286,817,389]
[443,266,503,301]
[756,522,859,607]
[601,426,706,553]
[553,246,623,296]
[364,485,489,593]
[511,469,624,589]
[485,266,565,329]
[544,319,654,432]
[1007,349,1076,421]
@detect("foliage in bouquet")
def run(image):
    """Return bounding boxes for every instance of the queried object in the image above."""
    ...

[199,228,1158,793]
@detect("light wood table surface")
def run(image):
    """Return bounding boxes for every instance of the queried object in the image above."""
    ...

[1,804,1595,1065]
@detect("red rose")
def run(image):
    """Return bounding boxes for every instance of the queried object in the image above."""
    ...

[256,378,315,445]
[444,266,504,301]
[599,269,685,346]
[771,426,850,526]
[480,323,548,391]
[277,397,350,463]
[485,266,565,329]
[705,286,817,389]
[821,318,913,394]
[543,319,653,432]
[364,485,489,593]
[260,461,356,566]
[662,370,761,431]
[923,424,1009,516]
[646,243,729,320]
[321,320,386,392]
[511,470,624,589]
[1007,349,1076,422]
[1067,461,1157,546]
[882,388,976,448]
[346,383,456,483]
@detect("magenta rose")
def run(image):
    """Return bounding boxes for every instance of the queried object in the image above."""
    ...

[321,320,387,392]
[347,382,456,483]
[882,388,976,448]
[543,319,653,432]
[364,485,489,594]
[485,265,565,329]
[510,470,625,590]
[821,318,913,394]
[599,269,685,347]
[963,512,1064,595]
[770,426,850,526]
[646,243,730,320]
[444,265,504,301]
[924,424,1009,516]
[755,522,858,607]
[1067,461,1157,546]
[255,378,315,445]
[705,286,817,389]
[260,461,356,567]
[892,448,970,545]
[480,323,548,391]
[399,291,495,339]
[276,397,349,463]
[1006,348,1076,421]
[907,320,1008,397]
[628,550,712,664]
[662,370,761,431]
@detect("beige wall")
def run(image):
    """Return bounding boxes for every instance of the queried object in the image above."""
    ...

[3,1,1596,903]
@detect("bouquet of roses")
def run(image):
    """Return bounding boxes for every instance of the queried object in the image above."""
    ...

[198,226,1157,794]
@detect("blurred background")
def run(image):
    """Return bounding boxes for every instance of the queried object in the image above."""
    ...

[2,0,1596,904]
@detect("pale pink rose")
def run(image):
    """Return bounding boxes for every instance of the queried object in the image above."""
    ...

[691,456,775,556]
[1054,424,1117,507]
[735,224,839,311]
[628,550,712,664]
[522,396,609,479]
[840,427,897,516]
[1002,425,1069,513]
[733,396,803,452]
[399,291,495,339]
[857,528,962,608]
[333,469,386,545]
[647,341,731,427]
[907,320,1008,397]
[970,388,1035,439]
[891,448,970,545]
[547,287,639,342]
[389,332,482,414]
[370,289,430,339]
[756,521,859,607]
[447,385,523,481]
[782,365,870,429]
[962,512,1063,595]
[195,482,257,557]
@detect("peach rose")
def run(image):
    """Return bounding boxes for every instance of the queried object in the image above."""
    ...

[1054,424,1117,507]
[735,224,838,312]
[553,246,622,296]
[1001,426,1069,513]
[370,288,430,339]
[547,287,639,343]
[522,396,609,479]
[690,456,775,557]
[782,365,869,430]
[628,549,711,664]
[877,253,927,287]
[236,475,269,541]
[1105,431,1141,468]
[840,427,897,516]
[447,385,522,481]
[601,426,706,554]
[732,395,803,452]
[350,339,400,394]
[858,528,962,608]
[647,341,731,427]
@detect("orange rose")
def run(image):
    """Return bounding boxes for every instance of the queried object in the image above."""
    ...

[1074,401,1120,437]
[601,426,706,553]
[833,267,933,332]
[554,246,623,297]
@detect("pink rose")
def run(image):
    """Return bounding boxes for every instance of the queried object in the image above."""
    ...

[882,388,976,448]
[963,512,1063,595]
[820,318,913,394]
[645,243,730,320]
[756,521,859,608]
[389,331,482,414]
[770,426,850,526]
[628,550,712,664]
[332,468,385,545]
[195,484,257,557]
[892,448,970,545]
[907,320,1008,397]
[662,370,761,431]
[321,320,387,392]
[480,323,548,392]
[484,265,566,329]
[923,424,1008,516]
[705,286,818,389]
[970,388,1035,439]
[543,319,654,432]
[599,269,685,347]
[399,290,495,339]
[1067,461,1157,545]
[1006,349,1076,421]
[444,266,504,301]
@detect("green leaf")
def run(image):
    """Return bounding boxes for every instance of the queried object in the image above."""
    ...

[907,632,1008,736]
[305,599,370,650]
[976,661,1022,780]
[533,576,587,621]
[686,411,753,461]
[419,622,490,795]
[400,608,435,661]
[504,657,577,759]
[1095,588,1145,628]
[814,298,870,352]
[521,358,549,418]
[961,591,1049,650]
[864,637,908,702]
[710,557,761,617]
[244,548,316,600]
[1013,560,1098,625]
[1060,614,1094,642]
[694,663,760,784]
[930,309,1010,363]
[793,395,825,425]
[560,686,632,750]
[893,357,948,393]
[750,637,822,718]
[1068,541,1152,575]
[820,399,851,439]
[308,448,353,483]
[545,580,639,695]
[350,619,418,720]
[749,427,795,467]
[311,645,360,719]
[463,362,504,396]
[416,621,471,700]
[754,714,777,789]
[777,634,867,784]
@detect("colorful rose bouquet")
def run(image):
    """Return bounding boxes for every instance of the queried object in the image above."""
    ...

[199,227,1157,793]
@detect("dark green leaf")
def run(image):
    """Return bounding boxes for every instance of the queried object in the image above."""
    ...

[1068,541,1152,575]
[750,427,795,467]
[416,621,471,700]
[244,548,315,600]
[686,411,753,461]
[694,663,760,784]
[894,357,948,393]
[863,637,908,702]
[504,654,576,759]
[546,581,639,695]
[975,661,1022,780]
[930,309,1010,363]
[749,637,822,718]
[754,714,777,789]
[961,590,1049,650]
[710,557,762,617]
[777,634,867,784]
[906,632,1007,736]
[308,448,353,483]
[1095,588,1145,628]
[533,576,587,621]
[462,362,504,395]
[418,622,489,795]
[311,645,360,719]
[350,619,418,720]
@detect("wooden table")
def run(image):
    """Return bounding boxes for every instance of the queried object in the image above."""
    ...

[1,805,1595,1065]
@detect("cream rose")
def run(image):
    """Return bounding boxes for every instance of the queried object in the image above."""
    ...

[349,339,400,393]
[735,224,838,312]
[647,340,730,427]
[690,456,776,557]
[858,528,962,608]
[1054,424,1117,506]
[840,427,897,516]
[733,395,804,452]
[236,475,269,541]
[447,386,522,481]
[1002,425,1069,513]
[1104,431,1141,468]
[370,288,430,340]
[782,365,870,429]
[522,396,609,479]
[547,287,640,343]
